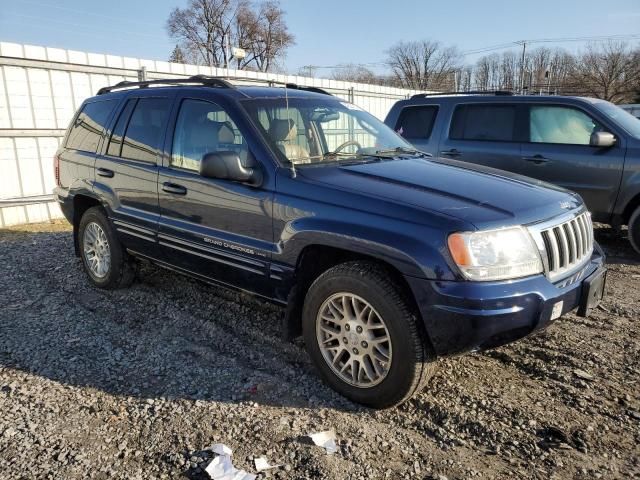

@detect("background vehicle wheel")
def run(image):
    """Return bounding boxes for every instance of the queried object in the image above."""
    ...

[302,261,435,408]
[629,206,640,255]
[78,207,136,289]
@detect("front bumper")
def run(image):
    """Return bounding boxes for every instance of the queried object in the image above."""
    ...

[405,244,606,357]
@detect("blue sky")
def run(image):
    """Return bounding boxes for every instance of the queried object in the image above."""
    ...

[1,0,638,73]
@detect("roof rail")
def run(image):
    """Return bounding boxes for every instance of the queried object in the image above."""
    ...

[411,90,513,99]
[96,75,236,95]
[264,80,331,96]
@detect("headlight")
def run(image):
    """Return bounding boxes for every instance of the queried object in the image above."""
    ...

[448,226,543,281]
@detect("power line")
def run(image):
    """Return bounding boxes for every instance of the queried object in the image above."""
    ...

[461,33,640,56]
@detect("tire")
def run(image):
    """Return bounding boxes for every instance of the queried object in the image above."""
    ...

[302,261,436,408]
[629,206,640,255]
[78,206,136,289]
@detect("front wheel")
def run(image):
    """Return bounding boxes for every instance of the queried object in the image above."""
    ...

[629,206,640,255]
[302,261,435,408]
[78,207,136,289]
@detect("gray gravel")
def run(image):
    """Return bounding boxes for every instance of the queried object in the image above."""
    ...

[0,221,639,479]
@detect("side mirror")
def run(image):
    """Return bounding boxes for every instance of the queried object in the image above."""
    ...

[590,131,616,148]
[199,151,262,186]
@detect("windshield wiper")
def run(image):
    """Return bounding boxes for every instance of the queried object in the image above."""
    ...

[369,147,430,158]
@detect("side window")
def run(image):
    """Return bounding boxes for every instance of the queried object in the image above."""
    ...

[396,105,439,140]
[529,105,601,145]
[450,104,516,142]
[171,99,247,172]
[121,98,171,163]
[106,99,136,157]
[66,100,117,153]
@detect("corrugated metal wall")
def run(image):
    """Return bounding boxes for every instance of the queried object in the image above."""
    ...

[0,42,420,227]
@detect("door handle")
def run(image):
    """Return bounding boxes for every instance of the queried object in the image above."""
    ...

[523,155,550,165]
[96,168,114,178]
[440,149,462,158]
[162,182,187,195]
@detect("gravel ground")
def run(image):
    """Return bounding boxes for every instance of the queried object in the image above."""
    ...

[0,220,638,480]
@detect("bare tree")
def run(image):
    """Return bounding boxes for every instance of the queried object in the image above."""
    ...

[386,40,461,90]
[331,64,379,84]
[569,41,640,103]
[166,0,294,72]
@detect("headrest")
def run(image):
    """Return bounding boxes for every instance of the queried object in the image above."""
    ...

[214,122,235,143]
[269,119,297,142]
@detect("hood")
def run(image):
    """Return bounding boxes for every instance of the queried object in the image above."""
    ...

[298,157,583,229]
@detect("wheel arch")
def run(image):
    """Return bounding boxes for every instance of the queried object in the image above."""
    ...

[72,194,106,256]
[283,244,433,351]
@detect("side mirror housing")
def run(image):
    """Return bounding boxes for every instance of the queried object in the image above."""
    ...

[590,131,616,148]
[199,151,262,186]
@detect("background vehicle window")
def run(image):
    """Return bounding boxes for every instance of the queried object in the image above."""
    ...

[529,106,601,145]
[106,99,136,157]
[450,104,516,142]
[171,99,247,172]
[66,100,117,153]
[396,106,439,140]
[121,98,171,163]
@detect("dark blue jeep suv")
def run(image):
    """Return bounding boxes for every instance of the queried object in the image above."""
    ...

[54,76,606,408]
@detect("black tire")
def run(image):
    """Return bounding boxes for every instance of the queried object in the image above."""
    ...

[302,261,436,408]
[78,206,136,289]
[629,206,640,255]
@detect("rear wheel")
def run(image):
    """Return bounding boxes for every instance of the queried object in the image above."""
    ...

[78,207,136,289]
[629,206,640,255]
[302,261,435,408]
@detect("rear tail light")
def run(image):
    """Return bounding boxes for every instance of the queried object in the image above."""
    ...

[53,154,61,186]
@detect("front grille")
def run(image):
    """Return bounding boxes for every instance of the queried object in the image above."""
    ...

[535,211,593,281]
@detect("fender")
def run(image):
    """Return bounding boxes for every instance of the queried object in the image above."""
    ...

[274,216,460,282]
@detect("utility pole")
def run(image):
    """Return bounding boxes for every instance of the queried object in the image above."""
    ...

[518,41,527,94]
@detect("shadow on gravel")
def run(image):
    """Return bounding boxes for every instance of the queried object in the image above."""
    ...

[594,226,639,266]
[0,229,360,413]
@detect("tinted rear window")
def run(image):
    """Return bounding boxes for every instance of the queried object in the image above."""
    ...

[66,100,117,153]
[450,104,516,142]
[396,105,439,140]
[121,98,171,163]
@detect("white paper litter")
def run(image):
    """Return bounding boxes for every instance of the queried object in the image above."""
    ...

[254,456,282,472]
[308,430,338,454]
[210,444,233,456]
[204,444,257,480]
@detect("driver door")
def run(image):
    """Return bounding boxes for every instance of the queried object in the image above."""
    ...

[157,95,274,296]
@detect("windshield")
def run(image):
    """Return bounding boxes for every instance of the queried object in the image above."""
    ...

[240,96,415,165]
[594,100,640,139]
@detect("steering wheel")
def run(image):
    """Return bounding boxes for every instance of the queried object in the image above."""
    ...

[332,139,362,154]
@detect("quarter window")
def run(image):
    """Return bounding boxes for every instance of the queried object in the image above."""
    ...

[120,98,171,163]
[450,104,516,142]
[529,106,601,145]
[396,106,439,140]
[66,100,117,153]
[171,99,247,172]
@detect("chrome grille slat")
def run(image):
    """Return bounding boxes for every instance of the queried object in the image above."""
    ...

[530,211,593,282]
[572,219,583,258]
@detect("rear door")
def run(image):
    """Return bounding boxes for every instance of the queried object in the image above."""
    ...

[438,102,523,171]
[95,92,174,255]
[157,93,274,297]
[520,103,626,222]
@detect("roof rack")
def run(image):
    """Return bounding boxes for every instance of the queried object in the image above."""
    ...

[96,75,236,95]
[97,75,333,97]
[411,90,513,99]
